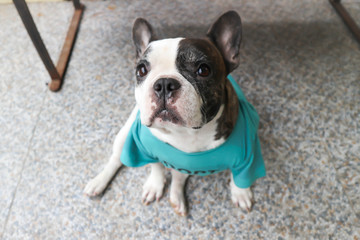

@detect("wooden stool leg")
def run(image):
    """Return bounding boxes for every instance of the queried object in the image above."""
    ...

[329,0,360,44]
[54,2,84,91]
[13,0,84,92]
[73,0,81,9]
[13,0,61,86]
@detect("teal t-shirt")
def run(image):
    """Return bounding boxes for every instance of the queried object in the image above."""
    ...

[120,75,266,188]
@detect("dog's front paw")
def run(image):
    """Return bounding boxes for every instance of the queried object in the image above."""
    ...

[170,189,187,217]
[84,173,108,196]
[142,174,166,205]
[231,186,254,212]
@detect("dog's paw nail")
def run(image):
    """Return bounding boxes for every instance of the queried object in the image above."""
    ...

[142,176,165,205]
[170,199,187,217]
[142,198,146,204]
[231,187,253,212]
[84,176,108,197]
[87,191,96,197]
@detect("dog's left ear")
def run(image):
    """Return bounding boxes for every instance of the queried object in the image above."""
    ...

[207,11,242,73]
[132,18,156,58]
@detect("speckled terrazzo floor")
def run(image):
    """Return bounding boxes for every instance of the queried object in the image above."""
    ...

[0,0,359,239]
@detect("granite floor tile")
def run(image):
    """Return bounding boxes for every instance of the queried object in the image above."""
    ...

[255,139,359,239]
[0,65,45,236]
[0,70,46,236]
[253,88,359,143]
[325,138,360,219]
[0,70,47,237]
[0,152,23,236]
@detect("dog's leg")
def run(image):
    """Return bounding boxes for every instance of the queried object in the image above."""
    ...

[142,162,166,205]
[84,106,138,196]
[169,169,189,216]
[230,174,254,212]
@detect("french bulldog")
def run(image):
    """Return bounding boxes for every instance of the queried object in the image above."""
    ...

[84,11,266,216]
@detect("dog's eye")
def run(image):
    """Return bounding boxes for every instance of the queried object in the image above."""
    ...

[136,64,148,78]
[196,64,211,77]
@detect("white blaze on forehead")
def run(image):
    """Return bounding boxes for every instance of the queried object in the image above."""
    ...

[146,38,183,75]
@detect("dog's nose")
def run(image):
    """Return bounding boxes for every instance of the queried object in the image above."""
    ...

[153,78,181,99]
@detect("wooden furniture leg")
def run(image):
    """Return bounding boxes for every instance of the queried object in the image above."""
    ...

[329,0,360,44]
[13,0,85,92]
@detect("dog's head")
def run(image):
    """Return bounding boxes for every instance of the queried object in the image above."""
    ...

[132,11,242,131]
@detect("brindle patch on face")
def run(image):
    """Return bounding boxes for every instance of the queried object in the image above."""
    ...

[176,38,228,125]
[176,38,239,140]
[215,80,239,140]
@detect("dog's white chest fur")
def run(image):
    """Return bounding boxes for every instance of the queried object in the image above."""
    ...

[149,105,226,153]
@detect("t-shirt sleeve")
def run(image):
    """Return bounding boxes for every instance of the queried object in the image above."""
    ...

[120,113,158,167]
[231,135,266,188]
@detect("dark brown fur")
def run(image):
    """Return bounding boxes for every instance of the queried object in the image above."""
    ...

[214,78,239,140]
[176,38,239,140]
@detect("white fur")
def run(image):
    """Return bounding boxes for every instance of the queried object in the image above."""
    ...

[150,105,226,153]
[169,169,189,216]
[142,163,166,204]
[230,174,253,212]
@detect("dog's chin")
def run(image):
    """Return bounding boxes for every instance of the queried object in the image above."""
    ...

[142,106,205,130]
[145,108,184,128]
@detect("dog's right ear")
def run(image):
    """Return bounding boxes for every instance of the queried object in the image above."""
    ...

[207,11,242,73]
[132,18,156,58]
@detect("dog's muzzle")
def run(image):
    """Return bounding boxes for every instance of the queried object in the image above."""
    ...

[147,77,184,126]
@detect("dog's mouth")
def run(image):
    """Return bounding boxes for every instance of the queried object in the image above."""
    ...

[147,106,184,127]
